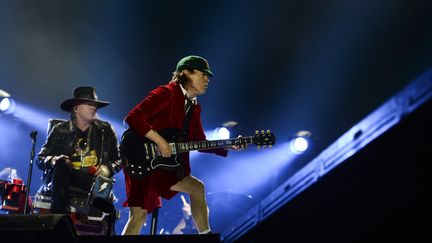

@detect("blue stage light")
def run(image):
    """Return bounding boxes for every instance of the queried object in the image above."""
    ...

[211,121,239,140]
[290,130,312,154]
[0,89,15,115]
[213,126,231,139]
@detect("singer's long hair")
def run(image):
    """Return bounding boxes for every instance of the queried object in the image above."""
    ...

[170,69,196,87]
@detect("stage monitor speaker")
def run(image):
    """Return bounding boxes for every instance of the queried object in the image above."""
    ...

[0,214,77,243]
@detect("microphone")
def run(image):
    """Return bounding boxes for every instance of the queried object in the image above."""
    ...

[30,131,37,140]
[92,196,114,213]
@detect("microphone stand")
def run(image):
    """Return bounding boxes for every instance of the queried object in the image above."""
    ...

[24,131,37,214]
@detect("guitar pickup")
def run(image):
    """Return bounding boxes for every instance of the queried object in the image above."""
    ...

[170,143,177,155]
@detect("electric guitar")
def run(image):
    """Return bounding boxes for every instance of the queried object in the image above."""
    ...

[120,128,276,179]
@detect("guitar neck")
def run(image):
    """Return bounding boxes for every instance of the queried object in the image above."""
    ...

[176,136,256,153]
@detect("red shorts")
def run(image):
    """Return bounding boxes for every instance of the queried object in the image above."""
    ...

[122,169,181,213]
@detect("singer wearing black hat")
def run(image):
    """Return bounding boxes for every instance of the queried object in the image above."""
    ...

[36,86,122,214]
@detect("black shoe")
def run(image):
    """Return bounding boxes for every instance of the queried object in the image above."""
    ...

[50,202,67,214]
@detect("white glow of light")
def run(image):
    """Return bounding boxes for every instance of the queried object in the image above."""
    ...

[0,97,11,111]
[291,137,309,154]
[213,127,230,139]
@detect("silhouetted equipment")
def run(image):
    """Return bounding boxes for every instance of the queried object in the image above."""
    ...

[24,130,38,213]
[0,178,27,213]
[0,214,77,243]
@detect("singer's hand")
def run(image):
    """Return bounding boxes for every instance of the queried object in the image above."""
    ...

[51,155,69,166]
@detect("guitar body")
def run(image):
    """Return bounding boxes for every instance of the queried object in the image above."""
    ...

[120,128,186,179]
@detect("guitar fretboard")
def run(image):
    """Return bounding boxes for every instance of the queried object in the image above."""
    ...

[121,128,275,179]
[177,136,256,153]
[146,130,274,157]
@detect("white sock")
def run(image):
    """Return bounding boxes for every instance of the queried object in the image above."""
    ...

[199,229,211,234]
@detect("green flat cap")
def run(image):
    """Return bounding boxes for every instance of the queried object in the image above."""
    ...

[176,55,214,77]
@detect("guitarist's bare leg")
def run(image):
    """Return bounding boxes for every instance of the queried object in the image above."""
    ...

[121,206,148,235]
[170,175,210,233]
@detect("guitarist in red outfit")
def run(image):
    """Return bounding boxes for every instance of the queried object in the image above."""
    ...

[121,55,238,235]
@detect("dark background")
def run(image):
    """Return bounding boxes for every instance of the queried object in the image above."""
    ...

[1,0,431,235]
[235,89,432,243]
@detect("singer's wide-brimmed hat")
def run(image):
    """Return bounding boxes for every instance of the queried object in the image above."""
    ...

[60,86,110,111]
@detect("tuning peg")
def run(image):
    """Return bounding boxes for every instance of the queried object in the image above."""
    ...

[269,145,272,149]
[261,130,265,134]
[262,145,266,149]
[266,130,271,134]
[255,130,259,135]
[257,145,261,150]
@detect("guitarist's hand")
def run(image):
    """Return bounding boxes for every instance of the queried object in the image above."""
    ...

[229,135,247,151]
[146,129,173,157]
[157,139,172,157]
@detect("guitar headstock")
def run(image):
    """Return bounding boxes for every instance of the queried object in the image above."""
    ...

[254,130,276,149]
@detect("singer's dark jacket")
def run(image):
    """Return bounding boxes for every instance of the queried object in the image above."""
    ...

[36,119,122,186]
